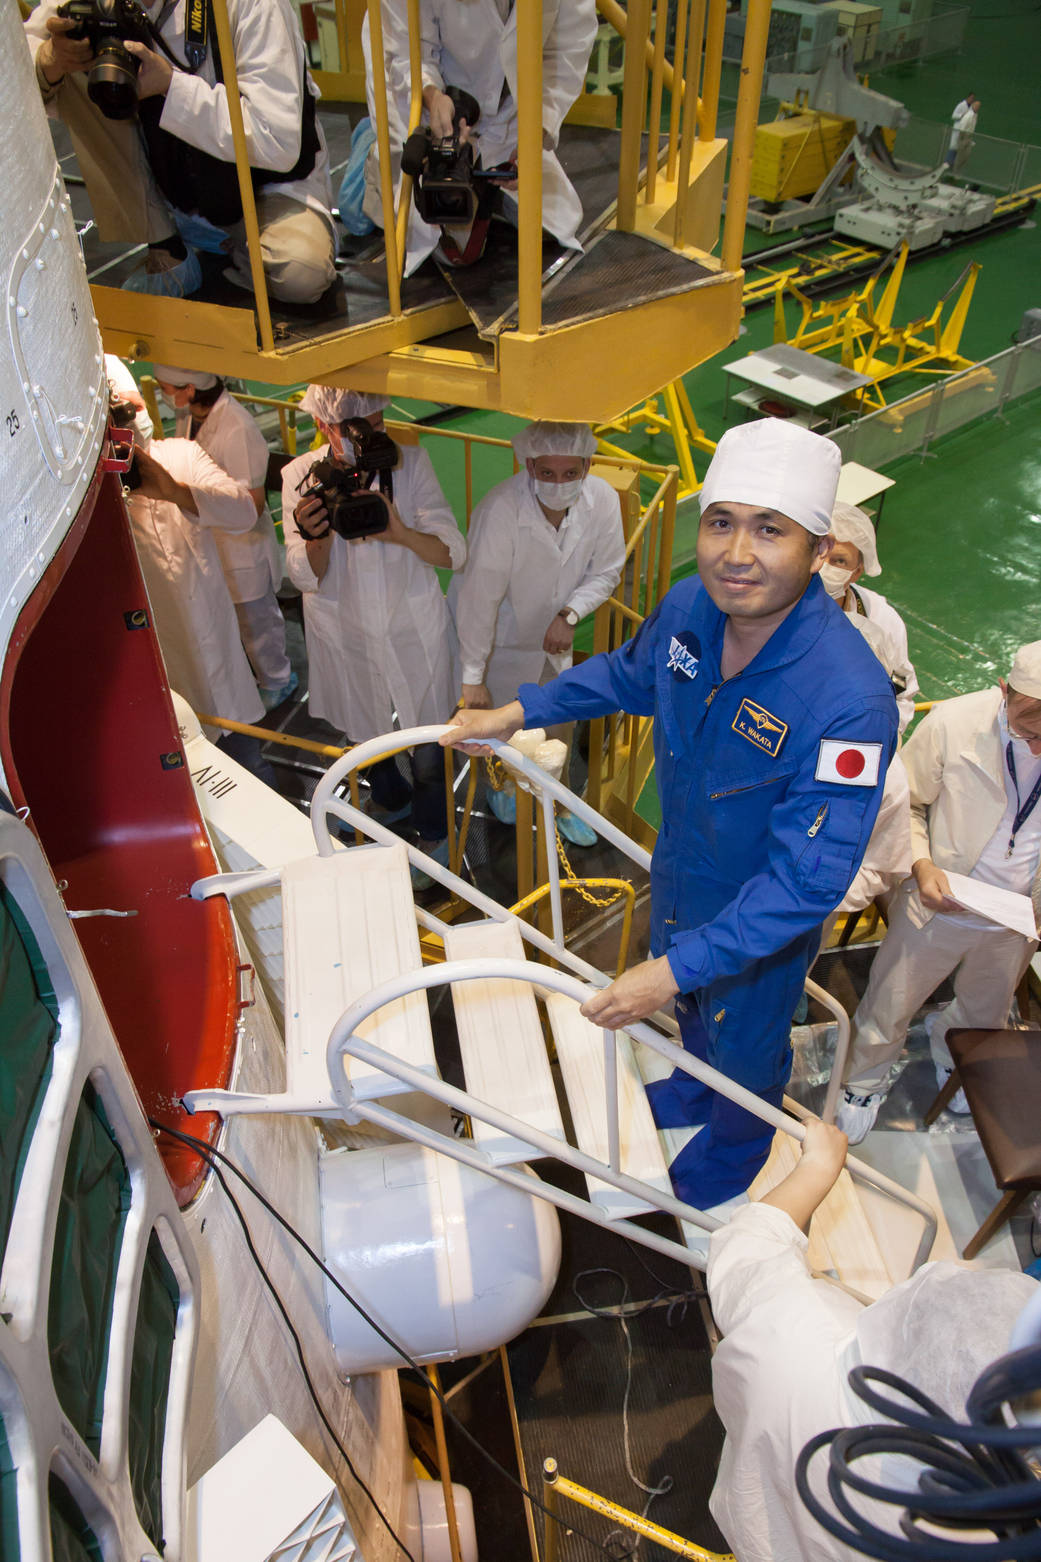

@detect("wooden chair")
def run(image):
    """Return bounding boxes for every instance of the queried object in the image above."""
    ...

[924,1027,1041,1259]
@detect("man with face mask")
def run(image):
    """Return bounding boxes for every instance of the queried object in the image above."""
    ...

[282,385,464,864]
[820,502,918,733]
[451,420,625,842]
[837,642,1041,1143]
[24,0,336,302]
[443,420,898,1214]
[151,365,294,710]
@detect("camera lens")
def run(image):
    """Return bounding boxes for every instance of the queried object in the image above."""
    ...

[88,43,140,119]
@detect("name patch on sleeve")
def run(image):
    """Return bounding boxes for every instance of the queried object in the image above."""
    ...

[732,698,789,757]
[815,738,883,786]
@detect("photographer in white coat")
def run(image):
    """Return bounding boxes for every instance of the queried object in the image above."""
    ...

[363,0,596,273]
[106,359,264,748]
[453,420,625,841]
[25,0,335,301]
[282,385,465,860]
[152,364,295,710]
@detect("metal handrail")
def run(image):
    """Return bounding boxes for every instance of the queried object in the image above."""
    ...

[306,724,937,1269]
[323,956,937,1274]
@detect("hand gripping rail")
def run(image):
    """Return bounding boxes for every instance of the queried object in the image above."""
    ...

[187,723,934,1272]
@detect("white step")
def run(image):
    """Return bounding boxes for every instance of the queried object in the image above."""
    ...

[282,842,436,1110]
[544,993,673,1217]
[443,919,565,1165]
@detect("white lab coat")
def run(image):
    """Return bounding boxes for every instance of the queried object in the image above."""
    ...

[126,439,264,728]
[708,1203,865,1562]
[950,101,978,149]
[281,442,465,739]
[453,471,626,706]
[26,0,333,235]
[708,1203,1039,1562]
[846,585,918,734]
[375,0,597,274]
[174,391,280,605]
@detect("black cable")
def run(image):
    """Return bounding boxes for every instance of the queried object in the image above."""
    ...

[795,1349,1041,1561]
[152,1119,631,1560]
[157,1126,417,1561]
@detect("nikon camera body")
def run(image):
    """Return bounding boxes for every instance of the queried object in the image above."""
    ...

[56,0,157,119]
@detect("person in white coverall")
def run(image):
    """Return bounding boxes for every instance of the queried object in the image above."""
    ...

[945,92,979,171]
[25,0,335,301]
[364,0,597,273]
[452,420,625,842]
[282,385,464,857]
[819,502,918,734]
[151,364,295,710]
[107,360,264,741]
[837,640,1041,1144]
[707,1116,1038,1562]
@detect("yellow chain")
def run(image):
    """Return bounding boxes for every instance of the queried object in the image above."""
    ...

[484,759,625,909]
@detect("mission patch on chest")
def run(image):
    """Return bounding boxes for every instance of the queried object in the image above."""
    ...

[732,697,789,757]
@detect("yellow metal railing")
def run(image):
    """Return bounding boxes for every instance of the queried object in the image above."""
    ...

[543,1459,735,1562]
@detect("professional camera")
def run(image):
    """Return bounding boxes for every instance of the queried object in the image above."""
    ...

[401,86,482,227]
[56,0,157,120]
[297,419,399,540]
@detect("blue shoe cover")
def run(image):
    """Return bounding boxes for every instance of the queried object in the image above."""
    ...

[123,247,202,298]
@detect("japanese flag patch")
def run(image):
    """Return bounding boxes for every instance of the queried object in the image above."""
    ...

[815,739,882,787]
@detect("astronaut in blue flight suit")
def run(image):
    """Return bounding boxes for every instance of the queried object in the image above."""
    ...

[443,420,899,1209]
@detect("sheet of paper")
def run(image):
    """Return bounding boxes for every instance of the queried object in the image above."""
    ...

[943,871,1038,940]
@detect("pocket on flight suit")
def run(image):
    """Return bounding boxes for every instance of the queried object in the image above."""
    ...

[794,796,865,898]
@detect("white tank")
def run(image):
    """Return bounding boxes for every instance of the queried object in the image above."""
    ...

[321,1142,562,1374]
[0,0,107,682]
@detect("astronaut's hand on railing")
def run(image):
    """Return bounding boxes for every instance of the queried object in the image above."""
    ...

[440,700,525,754]
[580,956,680,1028]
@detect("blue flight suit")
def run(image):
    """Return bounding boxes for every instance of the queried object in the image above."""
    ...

[519,574,898,1205]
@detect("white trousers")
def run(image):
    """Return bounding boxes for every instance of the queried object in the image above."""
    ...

[234,591,291,690]
[845,877,1036,1093]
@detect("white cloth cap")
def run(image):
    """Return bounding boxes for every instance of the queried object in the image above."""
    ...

[699,420,840,535]
[839,1261,1037,1420]
[1009,641,1041,702]
[150,363,219,391]
[300,385,391,424]
[831,501,881,575]
[512,421,596,461]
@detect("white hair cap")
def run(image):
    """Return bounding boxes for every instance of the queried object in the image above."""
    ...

[839,1262,1037,1420]
[831,501,881,576]
[699,420,840,536]
[512,421,596,461]
[150,364,219,391]
[300,385,391,424]
[1009,641,1041,702]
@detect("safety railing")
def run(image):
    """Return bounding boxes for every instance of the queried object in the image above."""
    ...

[185,723,937,1275]
[828,336,1041,470]
[730,3,970,76]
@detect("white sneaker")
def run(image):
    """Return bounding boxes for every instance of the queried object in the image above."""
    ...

[836,1088,887,1145]
[934,1064,970,1115]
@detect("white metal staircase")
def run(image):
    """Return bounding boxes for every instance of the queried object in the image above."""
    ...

[184,724,938,1278]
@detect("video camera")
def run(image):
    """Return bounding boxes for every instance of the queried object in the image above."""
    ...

[56,0,157,120]
[298,419,399,540]
[401,86,482,227]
